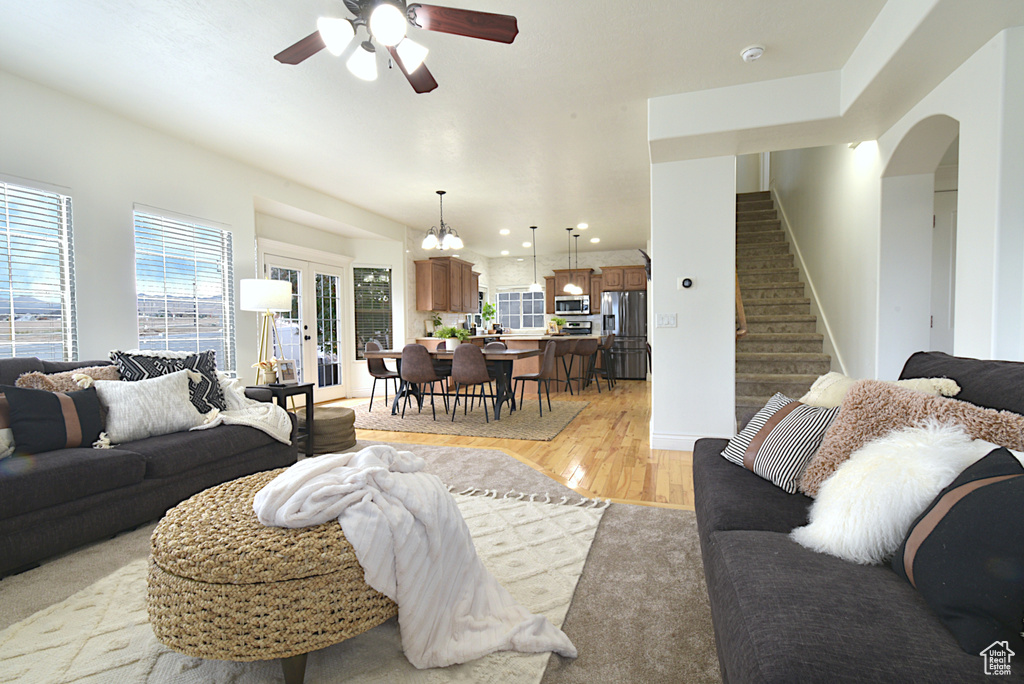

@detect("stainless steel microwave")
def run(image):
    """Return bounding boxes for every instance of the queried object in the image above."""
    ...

[554,295,590,315]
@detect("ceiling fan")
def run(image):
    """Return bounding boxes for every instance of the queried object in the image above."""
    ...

[274,0,518,94]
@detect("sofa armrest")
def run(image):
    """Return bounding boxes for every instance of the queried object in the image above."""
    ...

[245,387,273,403]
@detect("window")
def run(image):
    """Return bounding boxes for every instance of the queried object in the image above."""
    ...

[0,180,77,361]
[497,289,545,330]
[134,209,235,372]
[354,267,392,359]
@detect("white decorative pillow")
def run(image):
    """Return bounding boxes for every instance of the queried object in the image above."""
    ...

[790,421,995,565]
[799,371,961,408]
[94,370,207,443]
[721,393,840,493]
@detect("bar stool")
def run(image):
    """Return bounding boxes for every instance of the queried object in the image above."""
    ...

[365,340,399,412]
[399,344,448,420]
[512,341,557,416]
[592,333,616,390]
[450,344,495,423]
[569,337,601,393]
[552,338,577,395]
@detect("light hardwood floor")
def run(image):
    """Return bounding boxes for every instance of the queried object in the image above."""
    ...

[326,379,696,510]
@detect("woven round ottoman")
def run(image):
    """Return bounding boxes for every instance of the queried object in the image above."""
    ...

[297,405,357,454]
[147,468,396,683]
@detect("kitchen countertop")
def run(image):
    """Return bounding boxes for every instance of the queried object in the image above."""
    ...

[499,334,601,341]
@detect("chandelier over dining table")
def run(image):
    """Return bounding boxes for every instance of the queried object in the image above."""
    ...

[421,190,463,250]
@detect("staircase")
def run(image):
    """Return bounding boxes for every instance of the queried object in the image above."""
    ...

[735,191,830,426]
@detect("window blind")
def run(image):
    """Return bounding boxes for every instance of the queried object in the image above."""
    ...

[0,181,77,361]
[354,267,392,359]
[134,210,235,372]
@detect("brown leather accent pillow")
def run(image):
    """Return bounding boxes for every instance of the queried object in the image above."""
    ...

[799,380,1024,497]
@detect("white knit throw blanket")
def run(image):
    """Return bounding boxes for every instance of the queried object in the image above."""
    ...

[252,445,578,669]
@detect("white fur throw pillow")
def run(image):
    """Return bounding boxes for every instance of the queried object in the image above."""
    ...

[790,421,995,565]
[799,371,960,408]
[94,369,207,443]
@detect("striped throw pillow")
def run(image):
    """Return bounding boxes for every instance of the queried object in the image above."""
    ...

[722,393,841,493]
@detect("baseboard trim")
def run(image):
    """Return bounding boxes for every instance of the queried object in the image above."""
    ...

[651,432,732,452]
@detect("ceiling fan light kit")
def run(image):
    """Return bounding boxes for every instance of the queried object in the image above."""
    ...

[317,17,355,55]
[274,1,518,94]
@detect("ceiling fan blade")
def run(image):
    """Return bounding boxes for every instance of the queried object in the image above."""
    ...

[387,46,439,93]
[274,31,327,65]
[408,4,518,44]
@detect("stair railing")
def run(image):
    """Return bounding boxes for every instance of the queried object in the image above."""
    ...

[735,272,748,340]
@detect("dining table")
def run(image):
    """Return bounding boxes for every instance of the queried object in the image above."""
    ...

[364,346,541,420]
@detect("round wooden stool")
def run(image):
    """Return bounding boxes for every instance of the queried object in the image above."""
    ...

[147,468,396,683]
[297,405,357,454]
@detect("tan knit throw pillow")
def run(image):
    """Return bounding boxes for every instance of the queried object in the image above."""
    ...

[799,379,1024,497]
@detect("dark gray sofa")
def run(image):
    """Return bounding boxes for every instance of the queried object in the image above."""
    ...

[694,352,1024,683]
[0,357,298,576]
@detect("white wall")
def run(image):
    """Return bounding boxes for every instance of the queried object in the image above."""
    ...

[0,69,406,375]
[736,154,762,194]
[650,156,736,449]
[770,143,884,378]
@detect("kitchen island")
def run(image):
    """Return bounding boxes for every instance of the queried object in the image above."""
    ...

[500,334,604,395]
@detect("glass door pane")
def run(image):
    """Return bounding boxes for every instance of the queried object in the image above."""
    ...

[267,264,304,382]
[315,271,342,390]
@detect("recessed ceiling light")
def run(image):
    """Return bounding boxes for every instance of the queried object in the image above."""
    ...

[516,258,524,262]
[499,229,510,235]
[522,241,531,248]
[590,237,600,243]
[452,254,460,258]
[577,223,588,230]
[501,250,509,255]
[741,45,765,63]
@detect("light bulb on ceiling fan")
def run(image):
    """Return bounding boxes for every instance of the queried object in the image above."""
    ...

[316,17,355,55]
[369,2,408,46]
[346,42,378,81]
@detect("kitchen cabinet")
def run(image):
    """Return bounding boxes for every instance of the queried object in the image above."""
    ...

[553,268,592,296]
[598,265,647,292]
[545,276,556,314]
[590,274,603,308]
[415,257,479,312]
[600,267,623,290]
[623,265,647,290]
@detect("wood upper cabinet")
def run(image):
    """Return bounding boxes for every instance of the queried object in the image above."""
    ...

[553,268,592,295]
[601,267,623,290]
[469,271,480,313]
[624,265,647,290]
[590,274,603,309]
[545,276,556,314]
[415,256,477,312]
[598,265,647,292]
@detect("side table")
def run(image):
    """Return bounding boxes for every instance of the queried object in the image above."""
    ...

[248,383,315,457]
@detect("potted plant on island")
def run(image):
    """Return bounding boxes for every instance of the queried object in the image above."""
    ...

[435,326,471,349]
[481,302,497,333]
[552,316,567,334]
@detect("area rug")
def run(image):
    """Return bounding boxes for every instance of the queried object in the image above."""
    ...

[0,490,605,683]
[351,400,588,441]
[0,442,721,683]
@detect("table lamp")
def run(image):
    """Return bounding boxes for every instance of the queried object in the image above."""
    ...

[239,278,293,384]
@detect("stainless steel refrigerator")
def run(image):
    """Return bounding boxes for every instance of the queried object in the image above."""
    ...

[601,290,648,380]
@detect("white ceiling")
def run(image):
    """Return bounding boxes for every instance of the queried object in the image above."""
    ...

[0,0,892,257]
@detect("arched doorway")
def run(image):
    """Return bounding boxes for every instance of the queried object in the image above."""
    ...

[876,114,960,378]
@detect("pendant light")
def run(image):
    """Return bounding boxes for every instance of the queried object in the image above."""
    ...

[528,226,542,292]
[563,227,576,293]
[573,233,584,295]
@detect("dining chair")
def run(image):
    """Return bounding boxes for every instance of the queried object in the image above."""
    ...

[512,340,557,416]
[399,344,448,420]
[569,337,602,393]
[365,340,400,412]
[592,333,616,391]
[482,341,513,411]
[450,344,495,423]
[552,338,577,395]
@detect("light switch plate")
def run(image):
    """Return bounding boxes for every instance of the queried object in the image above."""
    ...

[655,313,677,328]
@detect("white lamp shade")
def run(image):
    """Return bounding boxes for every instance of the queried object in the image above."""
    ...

[450,234,464,250]
[421,230,439,250]
[317,17,355,56]
[240,279,292,312]
[440,231,454,250]
[347,45,378,81]
[369,3,407,46]
[528,282,543,292]
[395,37,428,72]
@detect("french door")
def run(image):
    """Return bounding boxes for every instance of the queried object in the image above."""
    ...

[264,255,347,402]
